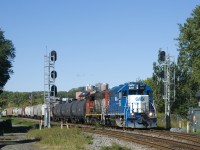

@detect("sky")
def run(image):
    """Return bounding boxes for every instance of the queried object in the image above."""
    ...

[0,1,199,92]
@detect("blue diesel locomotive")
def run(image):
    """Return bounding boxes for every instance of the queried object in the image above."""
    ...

[106,82,157,128]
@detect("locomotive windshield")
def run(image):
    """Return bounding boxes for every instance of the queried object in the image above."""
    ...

[128,84,146,95]
[129,89,144,95]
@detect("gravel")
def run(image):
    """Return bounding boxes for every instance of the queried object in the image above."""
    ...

[170,127,187,133]
[85,133,154,150]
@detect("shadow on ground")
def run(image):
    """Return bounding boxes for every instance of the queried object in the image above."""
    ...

[0,119,39,149]
[0,138,40,149]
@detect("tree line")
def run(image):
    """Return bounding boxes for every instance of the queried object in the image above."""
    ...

[0,88,83,109]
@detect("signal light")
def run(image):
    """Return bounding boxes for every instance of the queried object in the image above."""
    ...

[161,85,165,95]
[51,70,57,79]
[159,51,165,62]
[51,50,57,61]
[51,85,57,96]
[160,70,164,78]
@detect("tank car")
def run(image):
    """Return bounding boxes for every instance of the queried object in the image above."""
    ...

[52,103,63,120]
[71,99,86,123]
[52,101,72,121]
[106,82,157,128]
[52,99,86,123]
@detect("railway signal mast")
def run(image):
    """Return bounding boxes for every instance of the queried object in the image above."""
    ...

[159,51,176,129]
[44,50,57,128]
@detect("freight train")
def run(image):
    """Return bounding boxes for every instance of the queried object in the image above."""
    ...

[1,82,157,128]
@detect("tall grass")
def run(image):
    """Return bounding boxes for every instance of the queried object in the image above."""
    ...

[27,127,93,150]
[157,113,187,129]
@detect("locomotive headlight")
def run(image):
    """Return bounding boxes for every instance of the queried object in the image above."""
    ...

[149,112,153,117]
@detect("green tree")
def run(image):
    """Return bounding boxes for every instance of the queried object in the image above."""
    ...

[0,29,16,94]
[143,77,164,113]
[150,49,165,113]
[175,5,200,116]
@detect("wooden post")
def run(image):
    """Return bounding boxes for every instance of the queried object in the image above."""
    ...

[66,120,69,129]
[187,121,190,133]
[179,121,182,128]
[39,119,42,130]
[61,119,63,129]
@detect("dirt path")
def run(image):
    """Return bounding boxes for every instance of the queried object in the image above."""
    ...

[0,132,41,150]
[0,123,43,150]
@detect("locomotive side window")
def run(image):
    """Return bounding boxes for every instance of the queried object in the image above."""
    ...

[122,90,127,97]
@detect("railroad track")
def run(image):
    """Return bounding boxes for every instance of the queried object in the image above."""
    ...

[81,127,200,150]
[133,129,200,146]
[9,118,200,149]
